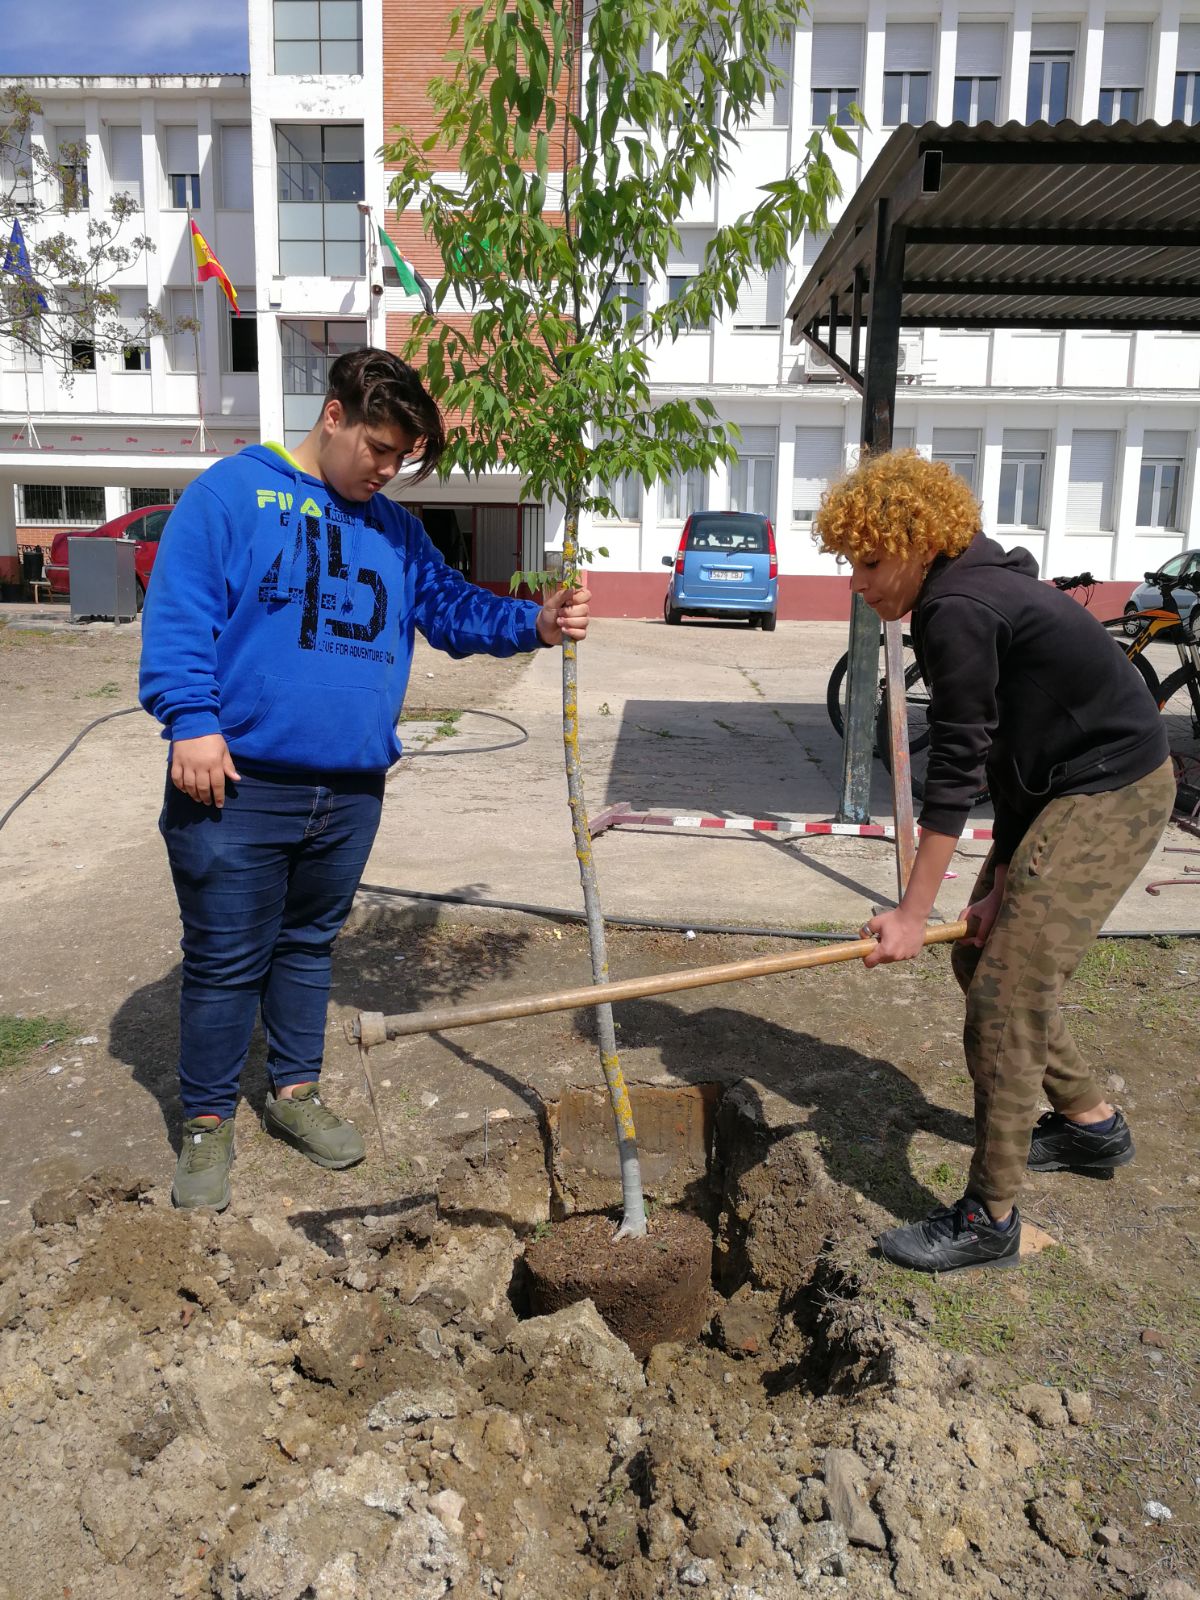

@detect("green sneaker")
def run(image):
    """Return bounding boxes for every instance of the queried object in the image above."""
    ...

[263,1083,365,1169]
[172,1116,234,1211]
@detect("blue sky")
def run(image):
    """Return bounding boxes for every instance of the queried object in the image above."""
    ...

[4,0,250,75]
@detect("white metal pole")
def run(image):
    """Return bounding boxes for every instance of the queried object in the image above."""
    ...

[186,205,208,451]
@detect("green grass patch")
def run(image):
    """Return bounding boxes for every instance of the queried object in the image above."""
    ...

[0,1014,72,1071]
[87,680,123,698]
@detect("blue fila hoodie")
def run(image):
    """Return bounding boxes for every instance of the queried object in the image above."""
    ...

[139,443,544,772]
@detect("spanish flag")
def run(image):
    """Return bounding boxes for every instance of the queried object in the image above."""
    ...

[189,220,239,316]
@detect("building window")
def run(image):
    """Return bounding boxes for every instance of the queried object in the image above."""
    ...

[274,0,364,75]
[1065,429,1118,531]
[55,125,88,209]
[107,125,143,208]
[998,431,1048,527]
[1099,24,1147,126]
[660,464,705,521]
[811,22,861,126]
[1137,431,1188,529]
[277,123,365,276]
[167,286,199,372]
[19,484,107,524]
[601,279,645,325]
[729,427,777,517]
[792,425,843,524]
[281,318,367,445]
[1,122,34,203]
[883,72,930,127]
[953,76,999,125]
[732,266,783,331]
[1174,72,1200,123]
[811,87,857,126]
[1027,54,1072,123]
[753,30,792,127]
[593,471,641,522]
[164,125,200,210]
[129,487,183,512]
[71,339,96,372]
[223,292,259,373]
[932,427,980,493]
[116,288,151,372]
[217,125,253,209]
[1098,87,1139,124]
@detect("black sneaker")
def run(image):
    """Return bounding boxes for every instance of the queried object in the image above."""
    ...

[878,1197,1021,1274]
[1028,1110,1134,1173]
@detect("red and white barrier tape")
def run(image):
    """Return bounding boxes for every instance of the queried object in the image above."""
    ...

[591,806,995,842]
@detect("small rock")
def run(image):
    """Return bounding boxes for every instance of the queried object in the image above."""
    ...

[420,1092,439,1110]
[482,1411,526,1460]
[367,1388,459,1428]
[1106,1073,1126,1094]
[429,1488,466,1535]
[1140,1328,1166,1348]
[1143,1499,1173,1522]
[1063,1389,1092,1425]
[1148,1350,1165,1368]
[822,1448,887,1551]
[952,1418,993,1468]
[1013,1383,1068,1429]
[1102,1549,1137,1575]
[678,1560,708,1587]
[1030,1494,1091,1558]
[1094,1525,1122,1547]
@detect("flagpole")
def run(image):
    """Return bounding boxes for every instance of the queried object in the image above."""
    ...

[358,200,376,345]
[186,205,210,453]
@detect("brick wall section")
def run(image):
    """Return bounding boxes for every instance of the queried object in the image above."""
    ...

[381,0,581,275]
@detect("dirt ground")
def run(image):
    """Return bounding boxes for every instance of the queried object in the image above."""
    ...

[0,616,1198,1600]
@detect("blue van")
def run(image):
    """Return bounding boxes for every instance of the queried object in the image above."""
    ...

[662,511,778,630]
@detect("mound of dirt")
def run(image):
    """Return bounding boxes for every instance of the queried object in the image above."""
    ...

[0,1100,1172,1600]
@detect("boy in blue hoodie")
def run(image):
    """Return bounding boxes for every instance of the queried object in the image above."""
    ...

[140,348,590,1210]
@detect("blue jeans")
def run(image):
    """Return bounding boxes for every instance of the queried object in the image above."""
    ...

[160,764,384,1120]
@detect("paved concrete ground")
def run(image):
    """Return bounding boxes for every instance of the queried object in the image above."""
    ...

[2,601,1196,936]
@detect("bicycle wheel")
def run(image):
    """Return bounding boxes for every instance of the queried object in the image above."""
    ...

[826,634,925,755]
[1156,662,1200,759]
[875,660,990,807]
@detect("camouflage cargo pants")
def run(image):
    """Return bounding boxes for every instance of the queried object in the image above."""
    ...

[950,759,1176,1210]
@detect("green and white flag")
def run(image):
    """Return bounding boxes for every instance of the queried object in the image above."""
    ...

[378,226,434,314]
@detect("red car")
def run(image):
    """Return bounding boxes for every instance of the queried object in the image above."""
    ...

[46,504,174,606]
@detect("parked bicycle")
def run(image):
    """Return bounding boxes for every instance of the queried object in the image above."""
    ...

[1098,569,1200,762]
[825,567,1200,802]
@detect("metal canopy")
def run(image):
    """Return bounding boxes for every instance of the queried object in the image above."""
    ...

[784,119,1200,841]
[789,119,1200,388]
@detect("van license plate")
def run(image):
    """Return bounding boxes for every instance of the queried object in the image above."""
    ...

[706,568,749,582]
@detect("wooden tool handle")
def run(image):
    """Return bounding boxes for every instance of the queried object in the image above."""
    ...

[355,920,970,1044]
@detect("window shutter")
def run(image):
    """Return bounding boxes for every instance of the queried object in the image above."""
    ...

[956,22,1005,78]
[109,126,142,184]
[733,267,782,328]
[1142,429,1188,458]
[811,24,862,87]
[739,426,777,456]
[885,23,933,73]
[892,426,915,450]
[1179,24,1200,73]
[1101,23,1148,87]
[1030,23,1077,52]
[218,126,253,208]
[793,426,843,518]
[164,125,199,174]
[933,428,980,456]
[1004,428,1049,454]
[1066,430,1117,530]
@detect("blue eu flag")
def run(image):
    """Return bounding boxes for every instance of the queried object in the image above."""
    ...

[2,219,49,310]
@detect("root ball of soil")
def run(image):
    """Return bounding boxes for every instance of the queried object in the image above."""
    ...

[523,1209,712,1359]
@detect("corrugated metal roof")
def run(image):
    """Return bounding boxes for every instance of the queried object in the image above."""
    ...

[788,119,1200,337]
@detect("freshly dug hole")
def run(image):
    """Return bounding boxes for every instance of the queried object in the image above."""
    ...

[523,1208,712,1359]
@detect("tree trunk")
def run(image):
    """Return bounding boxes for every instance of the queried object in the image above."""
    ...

[559,495,647,1239]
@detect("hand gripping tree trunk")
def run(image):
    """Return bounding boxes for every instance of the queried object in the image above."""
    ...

[560,498,646,1240]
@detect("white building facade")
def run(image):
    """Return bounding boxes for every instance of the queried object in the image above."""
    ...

[0,74,258,578]
[3,1,1199,614]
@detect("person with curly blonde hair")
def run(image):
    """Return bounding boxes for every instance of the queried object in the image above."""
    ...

[814,448,1174,1273]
